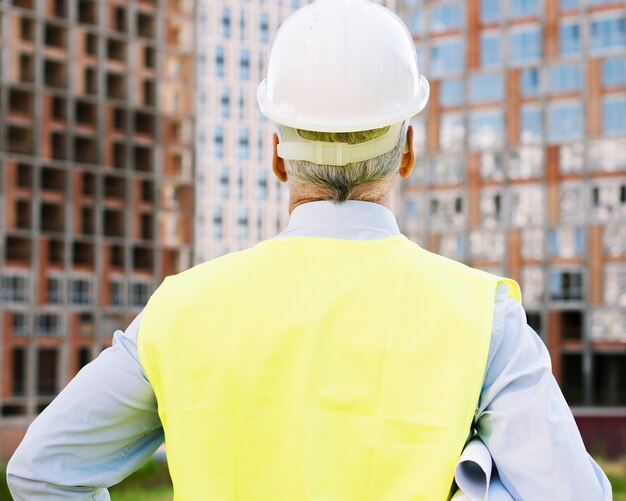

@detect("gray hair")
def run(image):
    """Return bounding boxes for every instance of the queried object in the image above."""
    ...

[282,122,408,203]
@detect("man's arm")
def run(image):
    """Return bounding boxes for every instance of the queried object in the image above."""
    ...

[6,314,163,500]
[476,291,612,500]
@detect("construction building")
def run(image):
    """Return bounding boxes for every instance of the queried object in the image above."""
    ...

[397,0,626,455]
[0,0,194,458]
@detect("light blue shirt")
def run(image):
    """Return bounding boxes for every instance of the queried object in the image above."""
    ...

[7,201,612,500]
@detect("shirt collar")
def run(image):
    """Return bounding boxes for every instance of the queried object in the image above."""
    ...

[276,200,400,240]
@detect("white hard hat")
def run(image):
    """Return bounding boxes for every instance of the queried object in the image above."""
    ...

[257,0,430,134]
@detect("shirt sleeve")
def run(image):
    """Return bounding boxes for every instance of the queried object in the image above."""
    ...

[475,290,613,500]
[6,313,164,501]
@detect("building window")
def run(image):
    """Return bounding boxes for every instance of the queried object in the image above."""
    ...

[430,154,464,184]
[257,169,268,200]
[47,277,63,304]
[591,310,626,343]
[1,275,29,303]
[604,223,626,257]
[130,282,150,307]
[480,151,505,181]
[559,20,581,55]
[470,73,503,102]
[215,46,225,77]
[236,207,249,240]
[469,109,504,150]
[239,49,250,80]
[605,264,626,307]
[12,313,29,335]
[588,138,626,173]
[430,39,464,76]
[408,10,424,35]
[239,10,245,40]
[522,267,544,306]
[510,0,540,18]
[220,87,230,118]
[238,128,249,159]
[590,16,626,51]
[110,280,124,306]
[520,105,542,144]
[480,190,503,228]
[36,314,61,335]
[511,185,543,227]
[548,63,581,93]
[221,7,230,38]
[470,229,505,261]
[481,0,500,23]
[439,233,465,261]
[509,146,544,179]
[480,32,501,66]
[213,206,224,239]
[260,12,269,43]
[521,228,544,260]
[603,96,626,135]
[549,227,585,258]
[549,270,583,301]
[429,193,465,229]
[439,113,465,151]
[560,0,579,9]
[510,27,542,63]
[592,183,626,221]
[430,2,463,34]
[70,278,91,305]
[560,183,584,224]
[521,68,541,96]
[603,57,626,87]
[547,102,583,142]
[214,126,224,158]
[239,89,245,119]
[439,79,463,107]
[237,168,244,200]
[219,165,229,198]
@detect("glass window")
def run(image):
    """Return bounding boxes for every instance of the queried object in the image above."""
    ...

[521,105,542,144]
[603,96,626,134]
[430,2,463,34]
[239,49,250,80]
[590,16,626,51]
[588,138,626,173]
[36,314,61,335]
[470,73,503,102]
[510,0,540,18]
[220,87,230,118]
[214,126,224,158]
[439,233,465,261]
[560,20,581,55]
[481,0,500,23]
[521,228,544,260]
[604,223,626,257]
[480,32,501,66]
[549,270,583,301]
[603,57,626,87]
[257,169,268,200]
[214,206,223,239]
[481,151,505,181]
[591,310,626,343]
[439,113,465,150]
[509,146,544,179]
[548,63,581,93]
[480,189,503,227]
[221,7,230,38]
[592,183,626,221]
[236,207,249,240]
[548,227,584,258]
[47,277,63,304]
[1,275,29,303]
[70,279,91,305]
[260,12,269,43]
[429,154,464,184]
[215,46,225,77]
[110,280,124,306]
[130,282,150,307]
[511,185,544,227]
[560,0,578,9]
[522,267,544,306]
[219,165,229,198]
[510,27,542,63]
[440,79,463,107]
[12,312,29,335]
[521,68,541,96]
[408,11,424,36]
[430,39,464,76]
[560,183,584,224]
[560,142,584,174]
[237,168,244,200]
[547,102,583,142]
[470,229,505,261]
[429,192,465,229]
[469,109,504,149]
[239,10,245,40]
[238,128,249,159]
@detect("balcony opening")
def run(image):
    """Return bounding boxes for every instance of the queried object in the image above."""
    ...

[53,0,67,17]
[106,72,126,100]
[44,59,67,88]
[16,163,33,188]
[12,348,26,396]
[133,246,153,271]
[20,17,35,41]
[5,236,31,262]
[144,46,156,68]
[560,310,583,341]
[134,145,152,171]
[41,166,65,192]
[51,132,66,159]
[75,100,97,126]
[48,239,64,264]
[107,38,126,62]
[562,353,583,406]
[111,244,124,267]
[78,0,97,24]
[141,180,153,203]
[140,213,153,240]
[593,354,626,406]
[51,95,67,120]
[15,199,31,229]
[9,88,33,115]
[80,207,94,235]
[40,202,64,232]
[143,79,155,106]
[104,175,125,199]
[104,209,124,237]
[37,348,58,395]
[85,32,98,56]
[12,0,34,9]
[114,6,127,32]
[19,53,35,82]
[134,111,154,136]
[8,126,33,154]
[113,107,126,131]
[85,67,97,95]
[44,23,66,48]
[137,12,155,38]
[73,241,94,266]
[112,143,126,169]
[82,172,95,196]
[74,136,97,164]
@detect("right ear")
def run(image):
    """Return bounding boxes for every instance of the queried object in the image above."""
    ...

[272,133,288,182]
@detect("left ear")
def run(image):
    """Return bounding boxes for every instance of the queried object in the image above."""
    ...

[399,125,415,179]
[272,133,288,183]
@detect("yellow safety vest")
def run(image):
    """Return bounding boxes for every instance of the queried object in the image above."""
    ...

[139,235,521,500]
